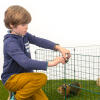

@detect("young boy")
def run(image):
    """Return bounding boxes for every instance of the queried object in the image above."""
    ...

[1,5,71,100]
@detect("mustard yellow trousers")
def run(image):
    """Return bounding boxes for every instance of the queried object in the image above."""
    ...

[5,72,48,100]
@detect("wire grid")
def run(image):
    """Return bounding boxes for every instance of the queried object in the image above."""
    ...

[35,46,100,100]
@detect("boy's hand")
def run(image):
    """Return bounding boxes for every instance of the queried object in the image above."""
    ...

[54,45,71,60]
[48,57,67,67]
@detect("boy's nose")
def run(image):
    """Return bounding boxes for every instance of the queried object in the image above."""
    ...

[26,26,28,30]
[24,24,28,30]
[26,24,28,29]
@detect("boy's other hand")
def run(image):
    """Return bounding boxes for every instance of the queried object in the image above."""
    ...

[48,57,67,67]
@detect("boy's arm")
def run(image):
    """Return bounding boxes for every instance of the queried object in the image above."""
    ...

[26,33,57,50]
[26,33,71,61]
[6,40,66,69]
[6,40,48,70]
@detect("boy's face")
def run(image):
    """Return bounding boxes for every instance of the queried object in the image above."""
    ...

[11,24,28,36]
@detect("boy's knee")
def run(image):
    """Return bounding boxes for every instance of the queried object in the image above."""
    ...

[41,73,47,86]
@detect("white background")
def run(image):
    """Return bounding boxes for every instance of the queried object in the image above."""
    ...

[0,0,100,79]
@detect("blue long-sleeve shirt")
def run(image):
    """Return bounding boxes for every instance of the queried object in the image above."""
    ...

[1,31,56,84]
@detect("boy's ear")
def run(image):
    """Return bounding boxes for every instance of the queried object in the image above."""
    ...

[10,24,14,28]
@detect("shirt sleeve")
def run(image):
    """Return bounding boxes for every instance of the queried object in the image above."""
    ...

[26,33,57,50]
[6,39,48,70]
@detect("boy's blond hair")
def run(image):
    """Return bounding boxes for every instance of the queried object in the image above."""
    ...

[4,5,31,29]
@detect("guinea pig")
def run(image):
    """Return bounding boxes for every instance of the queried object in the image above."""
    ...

[69,82,81,96]
[57,82,81,97]
[57,84,71,97]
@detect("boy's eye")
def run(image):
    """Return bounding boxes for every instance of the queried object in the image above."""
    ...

[21,24,28,26]
[22,24,26,26]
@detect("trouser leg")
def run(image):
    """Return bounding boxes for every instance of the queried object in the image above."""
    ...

[32,89,48,100]
[5,72,47,100]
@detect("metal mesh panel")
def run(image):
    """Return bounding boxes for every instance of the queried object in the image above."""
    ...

[35,46,100,100]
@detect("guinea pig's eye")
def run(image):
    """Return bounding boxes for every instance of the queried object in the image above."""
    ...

[62,85,67,90]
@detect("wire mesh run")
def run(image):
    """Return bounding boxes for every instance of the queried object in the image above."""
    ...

[35,46,100,100]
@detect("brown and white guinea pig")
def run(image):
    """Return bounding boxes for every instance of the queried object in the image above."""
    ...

[57,82,81,97]
[57,84,71,97]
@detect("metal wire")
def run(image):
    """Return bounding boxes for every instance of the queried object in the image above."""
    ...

[35,46,100,100]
